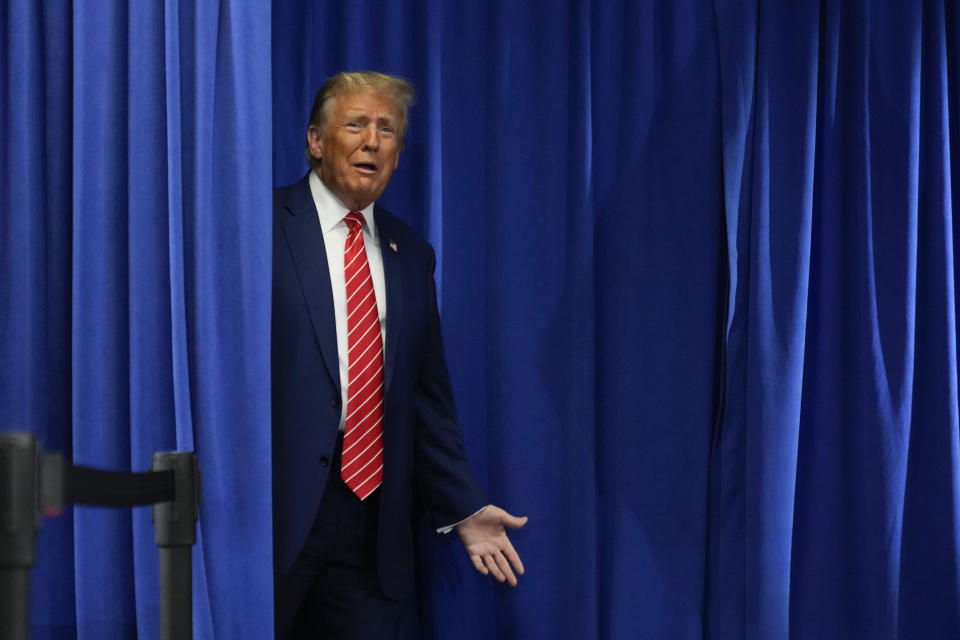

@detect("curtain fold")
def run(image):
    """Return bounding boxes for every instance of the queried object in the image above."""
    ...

[711,2,820,637]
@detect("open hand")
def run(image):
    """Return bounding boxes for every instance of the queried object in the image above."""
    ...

[456,505,528,586]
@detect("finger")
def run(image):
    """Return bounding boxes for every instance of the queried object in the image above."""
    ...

[502,539,525,576]
[483,554,506,582]
[493,550,518,586]
[470,554,488,576]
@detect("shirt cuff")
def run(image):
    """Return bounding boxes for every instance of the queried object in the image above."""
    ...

[436,505,488,534]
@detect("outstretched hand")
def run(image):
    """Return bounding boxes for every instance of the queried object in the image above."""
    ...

[456,505,528,586]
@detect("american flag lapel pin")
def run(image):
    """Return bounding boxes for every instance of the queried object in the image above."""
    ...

[389,239,398,252]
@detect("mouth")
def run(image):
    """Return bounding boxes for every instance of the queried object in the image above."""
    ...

[353,162,378,175]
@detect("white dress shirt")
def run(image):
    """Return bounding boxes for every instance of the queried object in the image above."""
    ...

[309,171,387,431]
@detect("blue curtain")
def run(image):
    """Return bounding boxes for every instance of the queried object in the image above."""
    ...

[711,1,960,638]
[2,1,273,638]
[271,1,722,638]
[5,0,960,638]
[273,1,960,639]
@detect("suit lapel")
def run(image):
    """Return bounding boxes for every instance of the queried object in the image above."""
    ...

[278,176,341,393]
[375,206,403,396]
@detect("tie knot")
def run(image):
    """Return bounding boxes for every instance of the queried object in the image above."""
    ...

[344,211,364,233]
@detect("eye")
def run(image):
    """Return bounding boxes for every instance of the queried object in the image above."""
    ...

[380,126,395,135]
[345,121,361,130]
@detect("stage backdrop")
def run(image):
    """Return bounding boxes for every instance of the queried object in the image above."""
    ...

[3,0,960,638]
[272,1,722,638]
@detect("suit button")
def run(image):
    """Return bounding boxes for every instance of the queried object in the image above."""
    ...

[330,395,341,409]
[318,455,330,467]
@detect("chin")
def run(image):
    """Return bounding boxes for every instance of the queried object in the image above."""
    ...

[355,186,382,201]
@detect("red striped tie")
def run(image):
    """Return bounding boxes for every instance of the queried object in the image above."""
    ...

[340,211,384,499]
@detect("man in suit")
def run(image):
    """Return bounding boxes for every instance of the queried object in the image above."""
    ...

[273,71,527,638]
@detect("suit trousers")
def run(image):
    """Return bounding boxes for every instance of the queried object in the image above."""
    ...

[275,432,416,639]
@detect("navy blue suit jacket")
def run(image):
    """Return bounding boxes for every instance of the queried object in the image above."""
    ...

[272,174,486,599]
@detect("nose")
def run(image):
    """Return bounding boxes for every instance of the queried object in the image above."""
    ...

[361,124,380,152]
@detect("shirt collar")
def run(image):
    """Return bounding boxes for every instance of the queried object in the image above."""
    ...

[308,170,377,238]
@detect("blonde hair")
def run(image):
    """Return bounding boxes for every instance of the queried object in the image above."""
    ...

[305,71,417,168]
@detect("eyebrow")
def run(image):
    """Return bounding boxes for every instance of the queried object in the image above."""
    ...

[342,112,396,125]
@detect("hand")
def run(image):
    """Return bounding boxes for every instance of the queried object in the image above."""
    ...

[456,505,528,586]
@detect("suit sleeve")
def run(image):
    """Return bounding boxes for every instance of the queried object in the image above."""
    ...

[413,247,488,529]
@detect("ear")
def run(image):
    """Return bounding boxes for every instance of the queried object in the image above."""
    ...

[307,126,323,162]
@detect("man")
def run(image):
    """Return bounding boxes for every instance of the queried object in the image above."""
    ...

[272,71,527,638]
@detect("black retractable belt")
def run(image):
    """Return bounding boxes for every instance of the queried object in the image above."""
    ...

[0,432,200,640]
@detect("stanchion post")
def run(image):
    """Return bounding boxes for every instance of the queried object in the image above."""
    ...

[0,433,39,640]
[151,452,200,640]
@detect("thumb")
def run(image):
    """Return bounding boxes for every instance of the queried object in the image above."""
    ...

[503,513,529,529]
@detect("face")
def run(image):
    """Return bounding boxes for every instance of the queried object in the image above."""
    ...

[307,90,403,211]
